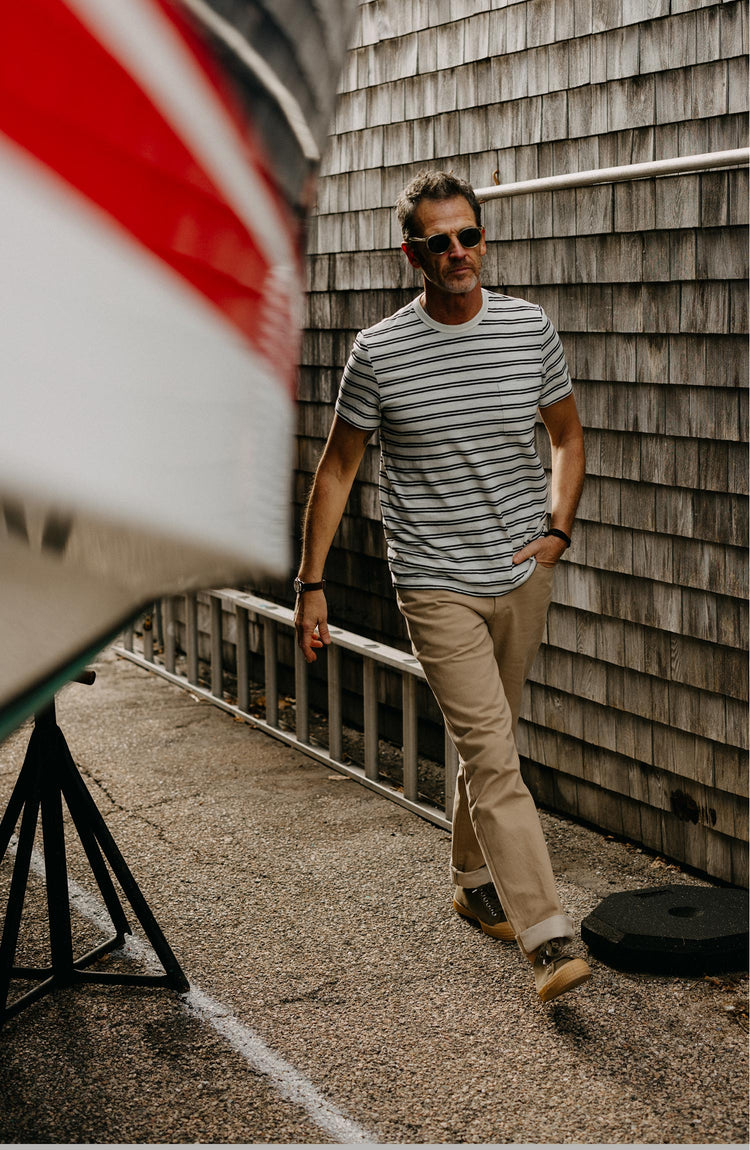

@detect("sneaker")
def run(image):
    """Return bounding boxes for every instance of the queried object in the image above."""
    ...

[453,882,515,941]
[531,937,592,1003]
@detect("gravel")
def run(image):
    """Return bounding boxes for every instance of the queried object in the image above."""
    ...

[0,649,746,1145]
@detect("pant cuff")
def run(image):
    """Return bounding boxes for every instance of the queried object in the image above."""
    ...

[451,863,492,888]
[518,915,574,954]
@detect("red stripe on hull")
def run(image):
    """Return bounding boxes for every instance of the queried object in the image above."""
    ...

[0,0,300,392]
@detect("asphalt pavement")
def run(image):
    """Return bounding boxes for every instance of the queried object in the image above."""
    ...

[0,648,747,1146]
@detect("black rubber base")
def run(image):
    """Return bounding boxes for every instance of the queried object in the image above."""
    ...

[581,884,749,975]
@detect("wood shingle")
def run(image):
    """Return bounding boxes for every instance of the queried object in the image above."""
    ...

[285,0,749,883]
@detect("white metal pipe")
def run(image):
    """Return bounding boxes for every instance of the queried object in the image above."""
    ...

[264,618,278,727]
[363,657,378,781]
[186,593,198,686]
[294,643,309,744]
[112,645,452,834]
[216,588,426,678]
[143,611,154,663]
[475,148,749,202]
[327,643,343,763]
[236,605,249,713]
[164,597,176,674]
[402,674,418,802]
[210,596,223,699]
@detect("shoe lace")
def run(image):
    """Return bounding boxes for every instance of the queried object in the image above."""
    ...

[472,883,501,917]
[538,938,567,966]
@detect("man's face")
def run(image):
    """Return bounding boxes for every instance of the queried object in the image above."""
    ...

[402,196,486,296]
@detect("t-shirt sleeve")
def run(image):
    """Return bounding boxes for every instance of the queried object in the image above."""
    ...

[334,333,381,430]
[538,309,573,408]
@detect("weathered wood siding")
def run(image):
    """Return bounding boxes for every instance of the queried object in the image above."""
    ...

[293,0,748,883]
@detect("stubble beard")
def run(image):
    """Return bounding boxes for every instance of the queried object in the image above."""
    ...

[430,266,480,295]
[444,272,479,294]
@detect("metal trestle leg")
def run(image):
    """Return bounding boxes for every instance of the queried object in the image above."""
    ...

[0,683,188,1026]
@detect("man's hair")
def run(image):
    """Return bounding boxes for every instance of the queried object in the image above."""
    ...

[395,170,482,239]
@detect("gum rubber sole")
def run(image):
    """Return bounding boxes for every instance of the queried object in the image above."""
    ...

[453,899,516,941]
[537,957,592,1003]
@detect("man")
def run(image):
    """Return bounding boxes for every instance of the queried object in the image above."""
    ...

[294,170,591,1004]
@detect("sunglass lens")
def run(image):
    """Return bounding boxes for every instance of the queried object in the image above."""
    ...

[458,227,482,247]
[426,234,451,254]
[425,228,482,253]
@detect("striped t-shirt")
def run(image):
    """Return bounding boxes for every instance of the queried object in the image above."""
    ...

[335,288,573,595]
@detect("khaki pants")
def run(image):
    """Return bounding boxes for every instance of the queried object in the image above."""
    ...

[397,564,573,953]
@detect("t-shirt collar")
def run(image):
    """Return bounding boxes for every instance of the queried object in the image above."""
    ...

[413,288,489,333]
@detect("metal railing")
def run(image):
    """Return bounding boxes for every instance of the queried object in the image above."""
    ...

[474,147,749,201]
[113,589,457,832]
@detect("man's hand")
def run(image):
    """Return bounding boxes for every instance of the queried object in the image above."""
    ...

[512,533,567,568]
[293,416,372,664]
[294,589,331,663]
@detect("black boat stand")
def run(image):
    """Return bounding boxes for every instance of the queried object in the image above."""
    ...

[0,673,188,1026]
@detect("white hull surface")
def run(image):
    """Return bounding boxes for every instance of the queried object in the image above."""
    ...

[0,0,355,732]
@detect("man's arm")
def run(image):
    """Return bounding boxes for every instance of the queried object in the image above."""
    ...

[512,393,585,568]
[295,415,373,661]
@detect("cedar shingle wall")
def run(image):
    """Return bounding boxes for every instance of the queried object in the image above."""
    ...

[292,0,749,883]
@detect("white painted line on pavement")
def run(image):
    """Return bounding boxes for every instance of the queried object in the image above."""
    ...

[10,839,375,1145]
[182,984,373,1144]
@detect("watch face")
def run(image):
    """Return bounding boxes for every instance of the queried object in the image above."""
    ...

[294,578,323,593]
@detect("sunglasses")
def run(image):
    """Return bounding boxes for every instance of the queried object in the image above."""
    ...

[407,226,483,255]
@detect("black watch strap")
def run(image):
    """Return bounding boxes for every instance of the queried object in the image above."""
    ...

[294,577,326,594]
[545,527,572,548]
